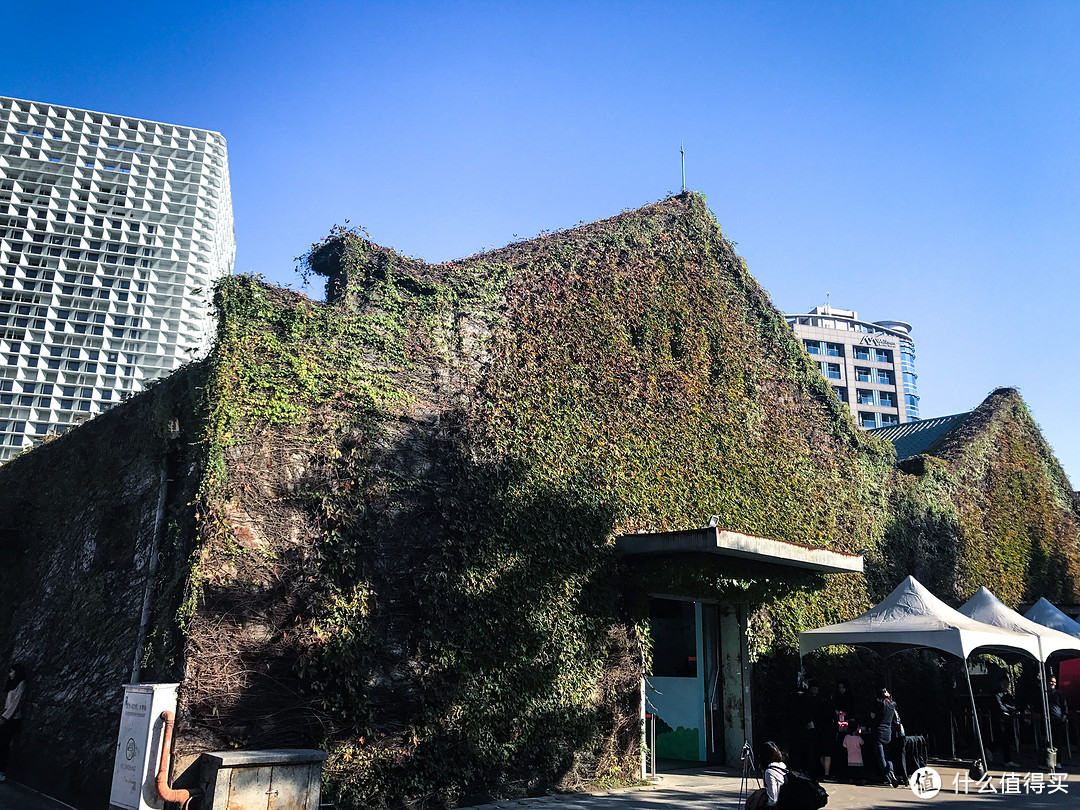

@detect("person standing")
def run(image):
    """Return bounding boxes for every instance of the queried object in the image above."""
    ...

[1047,674,1069,764]
[871,686,899,786]
[813,684,838,780]
[991,674,1020,769]
[833,680,854,729]
[830,680,854,781]
[842,724,866,785]
[0,663,26,782]
[791,681,819,773]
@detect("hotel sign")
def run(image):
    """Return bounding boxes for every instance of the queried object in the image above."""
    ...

[859,335,896,348]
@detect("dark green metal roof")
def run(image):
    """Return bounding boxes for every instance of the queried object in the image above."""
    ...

[868,412,971,462]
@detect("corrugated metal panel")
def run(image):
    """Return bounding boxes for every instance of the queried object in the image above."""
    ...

[868,412,971,461]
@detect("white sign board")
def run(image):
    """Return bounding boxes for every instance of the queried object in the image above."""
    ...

[109,683,178,810]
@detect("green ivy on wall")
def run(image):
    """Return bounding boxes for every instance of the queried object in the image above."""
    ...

[185,194,1080,809]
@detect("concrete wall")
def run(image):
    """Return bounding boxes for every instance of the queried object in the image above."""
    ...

[720,603,750,764]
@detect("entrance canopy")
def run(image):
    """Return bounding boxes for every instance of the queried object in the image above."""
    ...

[616,527,863,575]
[959,587,1080,661]
[799,576,1041,660]
[1025,597,1080,640]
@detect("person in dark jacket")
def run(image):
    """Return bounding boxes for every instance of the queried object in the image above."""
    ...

[870,686,899,786]
[791,681,819,773]
[1047,674,1069,764]
[991,674,1020,769]
[813,685,838,780]
[829,679,854,781]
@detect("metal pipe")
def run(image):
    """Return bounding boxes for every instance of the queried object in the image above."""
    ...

[156,710,194,809]
[639,678,646,780]
[650,710,657,777]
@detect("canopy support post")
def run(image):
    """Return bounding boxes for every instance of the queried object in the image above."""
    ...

[1037,663,1053,762]
[964,660,989,769]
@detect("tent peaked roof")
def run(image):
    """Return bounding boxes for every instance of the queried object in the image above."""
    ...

[959,587,1080,661]
[799,575,1042,660]
[1024,598,1080,640]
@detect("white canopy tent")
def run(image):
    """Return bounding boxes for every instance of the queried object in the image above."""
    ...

[961,588,1080,659]
[1025,598,1080,640]
[959,587,1080,752]
[799,576,1045,768]
[799,576,1042,659]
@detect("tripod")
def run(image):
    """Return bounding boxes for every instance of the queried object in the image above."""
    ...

[734,741,760,810]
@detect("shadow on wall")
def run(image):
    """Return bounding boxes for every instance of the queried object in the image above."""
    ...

[180,415,643,809]
[0,368,205,809]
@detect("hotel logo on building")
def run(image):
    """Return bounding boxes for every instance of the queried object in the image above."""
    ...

[859,335,897,348]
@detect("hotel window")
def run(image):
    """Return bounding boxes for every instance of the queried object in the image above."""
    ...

[876,369,894,386]
[804,340,821,354]
[825,342,843,357]
[855,366,872,382]
[857,389,875,406]
[880,414,899,426]
[878,392,895,408]
[859,412,878,429]
[872,348,893,363]
[834,387,848,403]
[854,346,871,361]
[821,362,841,380]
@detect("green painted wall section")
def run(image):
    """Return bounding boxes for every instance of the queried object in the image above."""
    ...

[655,727,700,760]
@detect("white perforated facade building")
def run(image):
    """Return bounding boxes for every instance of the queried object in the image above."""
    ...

[0,97,234,461]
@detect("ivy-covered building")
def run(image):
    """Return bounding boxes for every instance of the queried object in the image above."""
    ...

[0,193,1077,810]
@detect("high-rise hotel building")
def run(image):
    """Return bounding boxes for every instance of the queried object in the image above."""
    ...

[0,97,234,461]
[786,306,920,429]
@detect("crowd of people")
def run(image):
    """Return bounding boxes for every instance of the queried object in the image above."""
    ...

[763,668,1073,805]
[787,678,907,788]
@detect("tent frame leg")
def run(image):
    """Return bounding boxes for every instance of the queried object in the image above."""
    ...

[964,661,990,769]
[1037,664,1056,770]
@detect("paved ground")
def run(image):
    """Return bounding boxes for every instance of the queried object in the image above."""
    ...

[459,763,1078,810]
[0,779,78,810]
[0,762,1073,810]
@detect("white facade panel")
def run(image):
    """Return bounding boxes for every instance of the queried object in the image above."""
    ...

[0,97,235,461]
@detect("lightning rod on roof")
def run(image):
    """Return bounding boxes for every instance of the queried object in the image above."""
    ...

[680,141,686,192]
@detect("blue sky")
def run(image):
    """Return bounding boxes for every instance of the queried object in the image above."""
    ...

[5,1,1080,484]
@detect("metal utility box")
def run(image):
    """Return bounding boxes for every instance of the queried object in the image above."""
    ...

[200,749,327,810]
[109,683,179,810]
